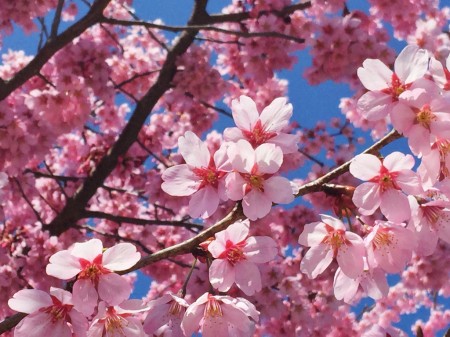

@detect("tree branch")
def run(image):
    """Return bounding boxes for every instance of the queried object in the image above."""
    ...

[0,0,111,101]
[82,210,203,230]
[295,129,401,197]
[45,0,210,236]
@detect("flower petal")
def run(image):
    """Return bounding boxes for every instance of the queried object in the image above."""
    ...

[102,243,141,271]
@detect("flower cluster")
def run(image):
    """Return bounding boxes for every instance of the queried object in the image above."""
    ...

[161,95,297,220]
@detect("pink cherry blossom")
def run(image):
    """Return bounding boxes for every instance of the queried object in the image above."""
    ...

[87,300,148,337]
[333,261,389,303]
[223,95,298,153]
[46,239,141,316]
[391,79,450,156]
[298,214,365,279]
[409,197,450,256]
[181,293,259,337]
[161,131,230,218]
[350,152,423,222]
[143,293,189,337]
[364,220,417,273]
[8,288,88,337]
[362,324,408,337]
[429,55,450,91]
[357,45,429,121]
[208,220,278,295]
[226,139,294,220]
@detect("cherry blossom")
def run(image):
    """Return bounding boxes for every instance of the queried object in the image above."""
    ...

[357,45,429,121]
[298,214,365,279]
[87,300,148,337]
[161,131,230,218]
[333,261,389,303]
[223,95,298,153]
[46,239,141,316]
[350,152,423,222]
[409,196,450,256]
[391,79,450,156]
[208,220,278,295]
[181,293,259,337]
[226,139,294,220]
[8,288,87,337]
[143,293,189,337]
[364,220,417,273]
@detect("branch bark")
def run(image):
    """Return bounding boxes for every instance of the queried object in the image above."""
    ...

[45,0,210,236]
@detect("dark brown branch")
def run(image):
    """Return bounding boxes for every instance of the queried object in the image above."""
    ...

[119,203,245,274]
[0,0,111,101]
[0,313,26,335]
[45,0,210,236]
[82,210,203,230]
[101,17,305,43]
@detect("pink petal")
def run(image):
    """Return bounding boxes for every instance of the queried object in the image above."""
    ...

[298,221,327,247]
[232,95,259,131]
[396,169,423,195]
[68,310,88,337]
[390,103,415,134]
[120,317,146,337]
[254,143,283,174]
[86,321,104,337]
[70,239,103,261]
[188,186,219,219]
[242,190,272,220]
[383,152,414,172]
[98,273,131,306]
[394,45,428,83]
[352,182,381,215]
[14,311,71,337]
[49,288,73,305]
[357,59,392,91]
[320,214,346,230]
[143,302,171,334]
[202,316,230,337]
[225,172,246,201]
[209,259,235,292]
[349,154,381,181]
[357,91,393,121]
[221,302,252,332]
[161,164,200,196]
[380,189,411,222]
[362,268,389,300]
[215,220,249,245]
[72,279,98,316]
[8,289,52,314]
[178,131,210,167]
[181,296,206,336]
[333,268,359,303]
[263,176,294,204]
[223,127,244,142]
[228,140,254,173]
[234,261,262,296]
[46,250,82,280]
[300,244,333,279]
[102,243,141,271]
[268,133,298,154]
[406,124,431,156]
[243,236,278,263]
[336,233,365,278]
[259,97,292,132]
[214,143,232,171]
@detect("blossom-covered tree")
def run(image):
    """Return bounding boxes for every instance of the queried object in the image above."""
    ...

[0,0,449,337]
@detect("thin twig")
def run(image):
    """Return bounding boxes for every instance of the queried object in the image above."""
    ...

[50,0,65,39]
